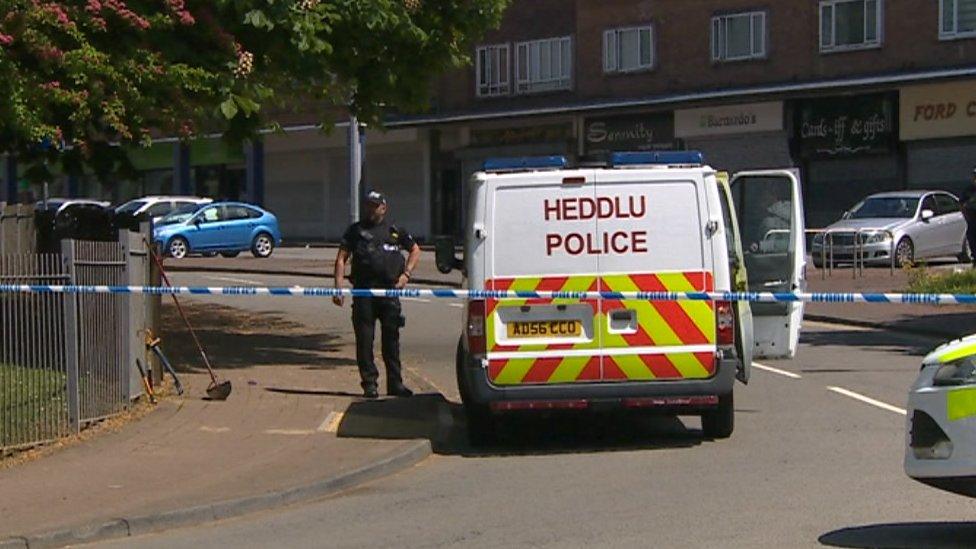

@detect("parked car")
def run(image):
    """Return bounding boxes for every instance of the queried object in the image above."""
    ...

[34,199,117,252]
[811,190,968,268]
[115,196,212,230]
[153,202,281,259]
[906,334,976,497]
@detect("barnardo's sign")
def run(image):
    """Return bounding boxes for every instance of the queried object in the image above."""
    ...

[583,113,675,155]
[900,81,976,141]
[798,94,895,157]
[675,101,783,138]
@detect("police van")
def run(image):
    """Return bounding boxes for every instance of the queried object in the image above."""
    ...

[436,151,805,442]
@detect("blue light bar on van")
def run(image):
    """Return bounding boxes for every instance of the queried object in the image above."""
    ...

[483,156,568,171]
[611,151,704,167]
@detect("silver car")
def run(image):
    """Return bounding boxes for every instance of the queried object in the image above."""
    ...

[811,190,969,267]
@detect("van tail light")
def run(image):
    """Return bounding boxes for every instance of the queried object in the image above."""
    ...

[716,300,734,345]
[467,299,486,355]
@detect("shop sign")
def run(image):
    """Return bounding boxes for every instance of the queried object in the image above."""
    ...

[900,81,976,141]
[470,123,574,148]
[583,113,675,155]
[798,94,895,157]
[675,101,783,138]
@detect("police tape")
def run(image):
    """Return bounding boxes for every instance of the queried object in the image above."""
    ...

[0,284,974,304]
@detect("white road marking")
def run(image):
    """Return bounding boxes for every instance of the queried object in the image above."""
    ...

[827,386,907,416]
[205,275,262,285]
[318,411,344,433]
[447,303,464,308]
[199,426,230,433]
[751,362,803,379]
[264,428,317,436]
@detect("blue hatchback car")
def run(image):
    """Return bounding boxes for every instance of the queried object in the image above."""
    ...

[153,202,282,259]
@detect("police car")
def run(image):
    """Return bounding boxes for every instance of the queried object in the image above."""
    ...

[906,335,976,497]
[436,152,806,443]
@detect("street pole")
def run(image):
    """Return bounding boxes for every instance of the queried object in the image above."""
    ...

[348,114,361,224]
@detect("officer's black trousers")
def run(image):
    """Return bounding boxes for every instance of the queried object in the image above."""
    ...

[351,296,404,391]
[966,212,976,262]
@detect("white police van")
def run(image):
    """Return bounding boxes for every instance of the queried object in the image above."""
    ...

[436,151,805,443]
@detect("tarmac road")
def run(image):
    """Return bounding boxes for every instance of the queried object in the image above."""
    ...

[92,270,976,548]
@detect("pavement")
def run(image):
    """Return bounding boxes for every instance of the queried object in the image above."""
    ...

[0,299,438,548]
[805,262,976,339]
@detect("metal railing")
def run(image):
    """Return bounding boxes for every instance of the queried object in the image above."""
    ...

[810,228,896,279]
[1,232,151,454]
[0,253,70,451]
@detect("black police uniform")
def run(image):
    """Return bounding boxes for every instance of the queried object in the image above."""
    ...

[340,219,416,393]
[960,184,976,262]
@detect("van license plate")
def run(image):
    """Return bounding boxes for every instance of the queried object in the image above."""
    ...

[507,320,582,338]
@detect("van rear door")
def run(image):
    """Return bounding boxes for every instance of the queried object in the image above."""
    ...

[484,171,602,386]
[595,170,717,382]
[730,169,805,359]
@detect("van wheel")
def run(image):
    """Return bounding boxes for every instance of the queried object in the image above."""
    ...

[701,393,734,439]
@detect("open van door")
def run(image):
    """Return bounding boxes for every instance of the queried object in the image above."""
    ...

[716,173,753,383]
[730,169,805,359]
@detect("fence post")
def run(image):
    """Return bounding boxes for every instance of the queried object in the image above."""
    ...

[62,239,80,434]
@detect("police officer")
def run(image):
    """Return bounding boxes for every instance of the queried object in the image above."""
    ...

[959,167,976,265]
[333,190,422,398]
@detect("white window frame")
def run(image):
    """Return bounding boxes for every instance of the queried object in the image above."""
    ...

[711,11,767,62]
[603,25,655,74]
[940,0,976,40]
[514,36,573,94]
[819,0,883,53]
[475,44,510,98]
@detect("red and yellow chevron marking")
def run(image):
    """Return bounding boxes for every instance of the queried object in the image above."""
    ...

[600,271,715,381]
[485,271,716,386]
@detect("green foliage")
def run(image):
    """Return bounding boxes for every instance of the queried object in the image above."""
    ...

[0,0,509,182]
[907,264,976,294]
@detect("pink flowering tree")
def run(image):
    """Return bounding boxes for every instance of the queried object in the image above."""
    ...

[0,0,507,182]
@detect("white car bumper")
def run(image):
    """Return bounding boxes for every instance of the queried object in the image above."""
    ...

[905,363,976,496]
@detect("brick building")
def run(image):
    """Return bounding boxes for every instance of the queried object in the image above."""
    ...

[5,0,976,242]
[416,0,976,233]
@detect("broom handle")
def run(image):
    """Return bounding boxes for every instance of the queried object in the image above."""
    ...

[146,240,219,385]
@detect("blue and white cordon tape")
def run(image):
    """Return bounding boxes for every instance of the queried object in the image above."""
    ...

[0,284,974,304]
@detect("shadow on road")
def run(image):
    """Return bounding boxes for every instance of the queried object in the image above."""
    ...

[819,522,976,548]
[160,303,346,371]
[799,327,937,357]
[334,393,705,458]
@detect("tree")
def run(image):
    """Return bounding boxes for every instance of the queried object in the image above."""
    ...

[0,0,508,182]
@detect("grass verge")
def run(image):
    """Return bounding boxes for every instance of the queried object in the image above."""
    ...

[0,364,68,449]
[907,265,976,294]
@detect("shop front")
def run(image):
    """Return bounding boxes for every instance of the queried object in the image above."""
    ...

[900,80,976,197]
[794,93,899,229]
[675,101,791,171]
[581,111,676,157]
[263,127,430,242]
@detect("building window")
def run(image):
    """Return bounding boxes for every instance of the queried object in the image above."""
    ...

[476,44,509,97]
[515,36,572,94]
[711,12,766,61]
[604,25,654,73]
[941,0,976,39]
[820,0,882,51]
